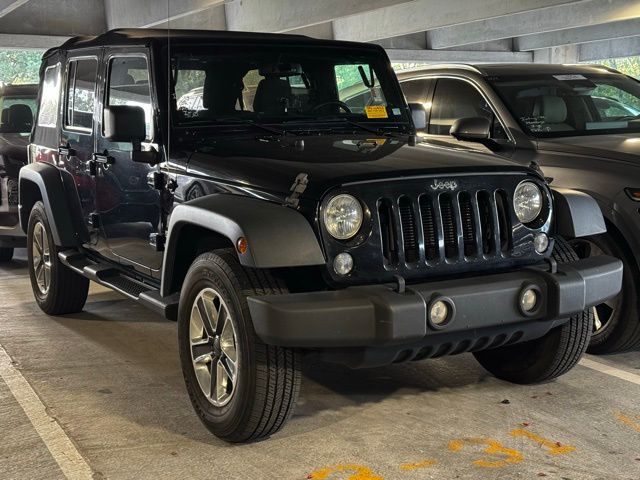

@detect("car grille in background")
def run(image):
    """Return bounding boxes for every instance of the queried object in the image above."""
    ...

[378,189,511,266]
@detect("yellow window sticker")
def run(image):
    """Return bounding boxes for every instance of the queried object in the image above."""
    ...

[364,105,388,119]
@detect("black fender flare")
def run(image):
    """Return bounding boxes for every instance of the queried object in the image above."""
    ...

[161,194,325,296]
[552,187,606,238]
[19,162,87,247]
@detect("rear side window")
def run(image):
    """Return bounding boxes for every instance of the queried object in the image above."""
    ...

[37,64,61,128]
[106,56,153,140]
[65,58,98,131]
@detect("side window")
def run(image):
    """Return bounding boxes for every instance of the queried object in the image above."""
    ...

[429,78,506,139]
[107,56,153,140]
[37,64,61,128]
[65,58,98,131]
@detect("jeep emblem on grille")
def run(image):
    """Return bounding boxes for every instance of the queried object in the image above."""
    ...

[430,179,458,191]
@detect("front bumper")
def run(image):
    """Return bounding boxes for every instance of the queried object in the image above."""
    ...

[248,256,622,351]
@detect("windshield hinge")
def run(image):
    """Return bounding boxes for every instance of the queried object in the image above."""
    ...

[284,173,309,208]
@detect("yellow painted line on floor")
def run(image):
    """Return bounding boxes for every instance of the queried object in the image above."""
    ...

[0,344,93,480]
[579,357,640,386]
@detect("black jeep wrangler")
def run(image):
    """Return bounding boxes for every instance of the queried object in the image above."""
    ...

[21,29,622,443]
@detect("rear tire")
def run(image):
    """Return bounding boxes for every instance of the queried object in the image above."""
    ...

[27,201,89,315]
[178,249,301,443]
[474,237,593,384]
[0,247,13,262]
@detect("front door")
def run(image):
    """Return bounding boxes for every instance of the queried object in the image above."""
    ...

[95,50,163,276]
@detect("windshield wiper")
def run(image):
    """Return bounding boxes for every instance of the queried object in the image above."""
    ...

[214,117,288,137]
[285,116,406,138]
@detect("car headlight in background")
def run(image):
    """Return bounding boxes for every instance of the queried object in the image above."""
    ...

[513,181,543,224]
[323,194,363,240]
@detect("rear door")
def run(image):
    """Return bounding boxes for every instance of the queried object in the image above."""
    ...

[94,49,162,276]
[59,52,102,247]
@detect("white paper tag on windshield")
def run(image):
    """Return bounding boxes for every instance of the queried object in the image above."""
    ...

[553,74,587,81]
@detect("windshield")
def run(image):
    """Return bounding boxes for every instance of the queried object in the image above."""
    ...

[170,45,409,132]
[0,94,36,134]
[488,72,640,138]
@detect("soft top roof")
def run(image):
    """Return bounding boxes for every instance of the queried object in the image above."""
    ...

[45,28,384,58]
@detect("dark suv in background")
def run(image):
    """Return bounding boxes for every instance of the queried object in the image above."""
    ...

[20,30,621,442]
[400,64,640,353]
[0,83,37,261]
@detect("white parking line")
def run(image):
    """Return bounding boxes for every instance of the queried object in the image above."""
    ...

[579,356,640,386]
[0,344,93,480]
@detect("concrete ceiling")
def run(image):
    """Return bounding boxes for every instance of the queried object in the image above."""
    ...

[2,0,640,64]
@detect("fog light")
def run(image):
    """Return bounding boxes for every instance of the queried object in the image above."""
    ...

[533,233,549,254]
[520,288,538,312]
[429,300,449,326]
[333,252,353,275]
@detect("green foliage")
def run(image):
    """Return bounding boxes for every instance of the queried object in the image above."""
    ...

[587,56,640,80]
[0,50,43,85]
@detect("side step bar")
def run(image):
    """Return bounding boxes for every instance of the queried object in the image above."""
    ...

[58,250,180,320]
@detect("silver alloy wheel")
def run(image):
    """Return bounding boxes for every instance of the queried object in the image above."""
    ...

[189,287,239,407]
[571,239,620,335]
[32,221,52,295]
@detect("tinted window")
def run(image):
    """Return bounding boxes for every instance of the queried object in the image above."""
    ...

[400,78,432,104]
[66,58,98,130]
[37,64,61,128]
[430,79,493,135]
[107,56,152,140]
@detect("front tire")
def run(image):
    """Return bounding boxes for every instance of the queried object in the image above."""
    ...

[178,250,301,443]
[571,233,640,353]
[0,247,13,262]
[27,201,89,315]
[473,237,593,384]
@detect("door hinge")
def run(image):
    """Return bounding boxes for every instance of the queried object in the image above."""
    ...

[88,212,100,228]
[149,232,166,252]
[284,173,309,208]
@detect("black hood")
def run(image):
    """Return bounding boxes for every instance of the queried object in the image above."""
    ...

[538,133,640,164]
[185,134,533,200]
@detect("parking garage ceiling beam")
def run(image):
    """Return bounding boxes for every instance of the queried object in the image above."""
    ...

[332,0,577,43]
[579,36,640,62]
[386,48,533,63]
[426,0,640,49]
[516,18,640,51]
[104,0,226,29]
[224,0,414,33]
[0,33,69,49]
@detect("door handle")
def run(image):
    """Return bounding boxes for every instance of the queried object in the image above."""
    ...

[58,144,76,157]
[92,152,114,165]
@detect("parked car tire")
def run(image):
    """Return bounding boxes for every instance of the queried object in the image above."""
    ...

[0,247,13,262]
[178,249,301,443]
[571,233,640,353]
[27,201,89,315]
[473,237,593,384]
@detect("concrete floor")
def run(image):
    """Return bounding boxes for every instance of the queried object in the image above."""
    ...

[1,250,639,480]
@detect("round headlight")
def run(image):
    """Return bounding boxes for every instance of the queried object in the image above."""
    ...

[323,194,363,240]
[513,181,543,224]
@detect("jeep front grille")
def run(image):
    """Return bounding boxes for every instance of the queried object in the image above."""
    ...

[378,189,512,266]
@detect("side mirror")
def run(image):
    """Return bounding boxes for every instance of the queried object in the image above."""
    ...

[408,103,427,130]
[450,117,491,142]
[104,105,146,146]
